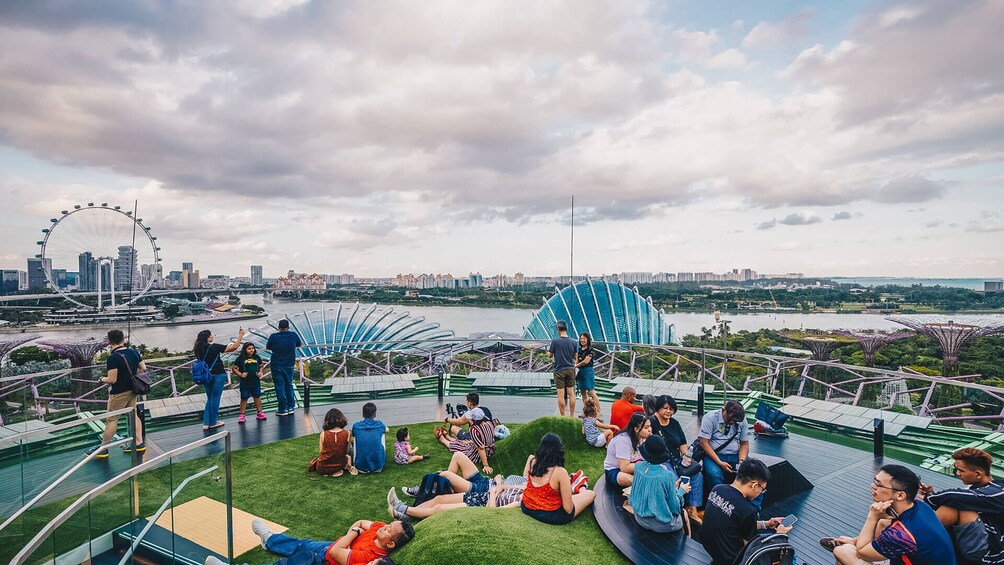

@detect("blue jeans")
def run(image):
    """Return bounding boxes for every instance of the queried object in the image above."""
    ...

[272,365,295,412]
[683,468,704,507]
[203,373,226,427]
[704,453,764,509]
[264,533,331,565]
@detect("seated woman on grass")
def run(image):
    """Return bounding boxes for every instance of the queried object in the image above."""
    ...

[308,408,358,477]
[628,435,691,533]
[387,451,526,520]
[603,412,651,488]
[520,433,596,525]
[582,400,618,448]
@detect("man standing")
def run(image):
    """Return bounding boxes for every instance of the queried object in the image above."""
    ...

[86,329,146,457]
[547,320,578,417]
[610,387,645,431]
[699,399,751,494]
[266,319,301,416]
[828,464,956,565]
[700,459,791,565]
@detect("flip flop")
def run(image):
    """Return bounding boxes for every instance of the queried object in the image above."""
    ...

[819,537,840,552]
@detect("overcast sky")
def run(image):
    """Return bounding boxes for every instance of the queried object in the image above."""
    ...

[1,0,1002,279]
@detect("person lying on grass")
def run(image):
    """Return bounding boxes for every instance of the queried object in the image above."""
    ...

[521,433,596,525]
[204,518,414,565]
[387,451,525,520]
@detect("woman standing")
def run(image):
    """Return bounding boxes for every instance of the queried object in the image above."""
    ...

[574,333,601,415]
[193,327,243,431]
[520,433,595,525]
[650,394,705,524]
[603,412,652,487]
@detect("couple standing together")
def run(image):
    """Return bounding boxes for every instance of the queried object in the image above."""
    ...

[548,320,598,417]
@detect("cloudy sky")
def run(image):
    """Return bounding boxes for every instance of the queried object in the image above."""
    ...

[1,0,1002,279]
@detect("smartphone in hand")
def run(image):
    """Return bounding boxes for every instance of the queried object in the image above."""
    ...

[780,514,797,528]
[681,476,691,485]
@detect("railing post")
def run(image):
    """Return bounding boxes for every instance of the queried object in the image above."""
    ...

[697,385,705,418]
[873,418,884,458]
[437,371,444,403]
[303,382,311,410]
[128,407,139,517]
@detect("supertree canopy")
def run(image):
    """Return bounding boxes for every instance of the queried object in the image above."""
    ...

[0,335,39,363]
[523,278,673,345]
[247,303,455,358]
[36,338,109,368]
[887,315,1004,374]
[780,331,856,361]
[833,329,915,366]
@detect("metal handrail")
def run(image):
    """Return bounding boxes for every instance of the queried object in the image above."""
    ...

[0,435,134,534]
[0,406,137,448]
[118,465,219,565]
[12,431,231,565]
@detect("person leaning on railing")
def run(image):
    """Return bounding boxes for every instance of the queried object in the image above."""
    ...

[85,329,146,458]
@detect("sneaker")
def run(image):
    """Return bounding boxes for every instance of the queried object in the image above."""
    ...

[388,501,409,520]
[251,518,273,549]
[256,411,267,420]
[205,557,227,565]
[403,486,419,497]
[388,486,401,508]
[84,445,109,459]
[570,471,589,494]
[122,443,146,453]
[238,414,246,424]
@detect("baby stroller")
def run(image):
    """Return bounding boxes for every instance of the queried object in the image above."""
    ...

[753,401,790,438]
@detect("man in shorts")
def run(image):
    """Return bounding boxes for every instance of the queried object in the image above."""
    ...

[86,329,146,457]
[548,320,578,416]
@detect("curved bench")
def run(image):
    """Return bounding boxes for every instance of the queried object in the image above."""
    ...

[593,475,712,565]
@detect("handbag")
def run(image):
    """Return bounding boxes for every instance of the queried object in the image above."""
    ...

[674,456,703,477]
[690,424,739,463]
[118,350,152,396]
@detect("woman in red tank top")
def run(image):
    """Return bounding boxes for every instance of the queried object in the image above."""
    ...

[520,433,596,525]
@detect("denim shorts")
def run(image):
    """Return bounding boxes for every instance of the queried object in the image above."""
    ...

[521,502,575,525]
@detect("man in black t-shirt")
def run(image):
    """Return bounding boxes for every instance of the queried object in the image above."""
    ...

[700,459,791,565]
[548,320,578,417]
[85,329,146,458]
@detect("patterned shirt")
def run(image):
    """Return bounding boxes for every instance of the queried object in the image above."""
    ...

[583,417,602,444]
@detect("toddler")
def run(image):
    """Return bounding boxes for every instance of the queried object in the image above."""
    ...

[582,401,618,448]
[394,427,429,465]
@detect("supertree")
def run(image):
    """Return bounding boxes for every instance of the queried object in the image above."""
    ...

[832,329,915,366]
[36,338,109,397]
[0,334,39,369]
[780,331,856,361]
[887,316,1004,375]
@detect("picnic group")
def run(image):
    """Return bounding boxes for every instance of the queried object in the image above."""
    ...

[86,322,1004,565]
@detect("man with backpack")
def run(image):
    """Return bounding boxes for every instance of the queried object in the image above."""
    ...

[700,458,792,565]
[266,319,302,416]
[85,329,146,457]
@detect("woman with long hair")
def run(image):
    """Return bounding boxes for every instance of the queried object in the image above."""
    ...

[574,333,601,416]
[193,327,244,431]
[603,412,651,487]
[520,433,595,524]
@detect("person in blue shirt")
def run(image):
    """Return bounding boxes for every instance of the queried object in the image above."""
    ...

[352,402,389,473]
[265,319,302,416]
[628,435,691,533]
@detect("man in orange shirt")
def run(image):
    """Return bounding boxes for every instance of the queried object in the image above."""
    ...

[610,387,645,431]
[207,518,414,565]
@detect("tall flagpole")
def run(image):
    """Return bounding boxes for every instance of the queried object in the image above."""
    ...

[570,195,574,283]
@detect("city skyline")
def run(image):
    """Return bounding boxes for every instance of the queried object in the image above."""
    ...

[0,1,1002,278]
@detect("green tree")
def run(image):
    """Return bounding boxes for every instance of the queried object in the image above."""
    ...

[9,346,60,365]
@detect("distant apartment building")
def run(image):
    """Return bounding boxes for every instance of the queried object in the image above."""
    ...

[203,274,230,289]
[51,268,68,289]
[251,265,263,286]
[26,258,51,290]
[618,272,654,285]
[325,273,355,285]
[0,270,19,295]
[274,270,325,291]
[986,281,1004,292]
[78,251,96,291]
[18,270,28,291]
[141,263,164,289]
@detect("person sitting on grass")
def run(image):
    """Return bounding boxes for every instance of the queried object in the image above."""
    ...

[388,451,526,520]
[393,427,429,465]
[582,400,618,448]
[309,408,358,477]
[627,435,691,534]
[231,343,266,424]
[603,412,651,488]
[204,518,414,565]
[520,433,596,525]
[437,391,495,474]
[352,402,388,473]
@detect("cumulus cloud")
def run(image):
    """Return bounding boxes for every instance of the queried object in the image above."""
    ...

[869,177,946,204]
[778,212,822,226]
[742,10,814,49]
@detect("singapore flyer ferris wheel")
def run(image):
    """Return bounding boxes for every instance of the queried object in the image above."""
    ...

[37,203,162,311]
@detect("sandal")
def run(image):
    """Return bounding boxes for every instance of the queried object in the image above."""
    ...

[819,537,840,552]
[434,427,445,440]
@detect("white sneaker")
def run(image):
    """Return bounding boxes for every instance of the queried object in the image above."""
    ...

[251,518,273,549]
[387,486,401,508]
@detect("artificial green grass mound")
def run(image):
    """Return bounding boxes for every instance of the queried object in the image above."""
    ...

[394,416,625,564]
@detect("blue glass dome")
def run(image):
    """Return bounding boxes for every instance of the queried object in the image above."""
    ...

[523,279,673,345]
[248,303,455,358]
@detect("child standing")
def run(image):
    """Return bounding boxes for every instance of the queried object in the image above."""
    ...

[582,401,618,448]
[308,408,358,477]
[394,427,429,465]
[231,343,266,423]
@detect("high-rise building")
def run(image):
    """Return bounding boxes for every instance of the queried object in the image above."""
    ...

[188,270,201,289]
[141,263,164,289]
[1,270,19,295]
[182,262,193,273]
[51,268,68,289]
[27,258,51,290]
[78,252,97,291]
[251,265,263,286]
[115,246,138,290]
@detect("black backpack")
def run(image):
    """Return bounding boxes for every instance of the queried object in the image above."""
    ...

[413,472,454,506]
[735,533,796,565]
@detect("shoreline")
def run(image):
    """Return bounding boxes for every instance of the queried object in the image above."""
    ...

[0,312,268,334]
